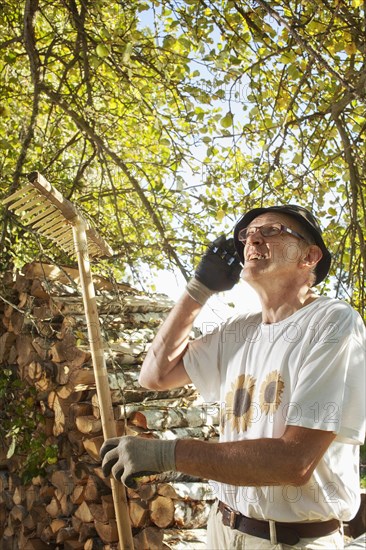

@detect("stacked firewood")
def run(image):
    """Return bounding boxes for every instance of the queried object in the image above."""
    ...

[0,262,218,549]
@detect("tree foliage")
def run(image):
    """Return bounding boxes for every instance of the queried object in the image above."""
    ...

[0,0,365,315]
[0,365,58,482]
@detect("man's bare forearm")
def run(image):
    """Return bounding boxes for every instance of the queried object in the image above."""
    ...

[139,291,202,390]
[175,426,336,487]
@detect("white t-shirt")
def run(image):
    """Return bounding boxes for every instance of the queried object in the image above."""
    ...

[183,297,366,522]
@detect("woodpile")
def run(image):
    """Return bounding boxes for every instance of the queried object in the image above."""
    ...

[0,262,217,549]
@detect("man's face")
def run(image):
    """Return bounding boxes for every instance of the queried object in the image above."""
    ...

[240,212,310,286]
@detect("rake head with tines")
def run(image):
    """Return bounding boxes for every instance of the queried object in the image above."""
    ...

[3,171,113,259]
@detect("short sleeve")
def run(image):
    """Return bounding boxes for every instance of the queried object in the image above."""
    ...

[286,304,366,444]
[183,324,223,402]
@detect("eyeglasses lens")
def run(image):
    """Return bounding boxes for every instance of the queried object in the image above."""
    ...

[239,224,281,243]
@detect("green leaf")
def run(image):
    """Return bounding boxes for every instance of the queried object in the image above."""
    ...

[216,209,225,222]
[6,437,16,459]
[221,112,233,128]
[163,35,176,49]
[96,44,110,58]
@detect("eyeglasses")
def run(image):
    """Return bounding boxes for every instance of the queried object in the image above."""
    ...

[238,223,306,244]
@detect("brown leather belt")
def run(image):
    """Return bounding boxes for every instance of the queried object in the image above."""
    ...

[218,501,340,545]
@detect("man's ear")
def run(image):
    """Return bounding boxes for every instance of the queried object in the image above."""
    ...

[301,245,323,269]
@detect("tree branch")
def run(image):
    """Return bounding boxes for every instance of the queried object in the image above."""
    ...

[11,0,41,192]
[0,37,22,49]
[331,111,366,280]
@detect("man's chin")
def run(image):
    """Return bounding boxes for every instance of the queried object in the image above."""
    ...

[240,266,267,285]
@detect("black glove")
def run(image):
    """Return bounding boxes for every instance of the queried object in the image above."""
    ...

[195,235,241,291]
[186,236,242,305]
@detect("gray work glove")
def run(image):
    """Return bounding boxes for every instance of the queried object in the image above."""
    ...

[186,235,242,305]
[100,435,177,489]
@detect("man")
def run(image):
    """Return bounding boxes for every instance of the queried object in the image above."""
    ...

[101,205,365,549]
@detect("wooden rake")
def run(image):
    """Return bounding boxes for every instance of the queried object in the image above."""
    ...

[3,171,134,549]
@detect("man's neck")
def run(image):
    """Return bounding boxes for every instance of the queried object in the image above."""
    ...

[256,286,319,324]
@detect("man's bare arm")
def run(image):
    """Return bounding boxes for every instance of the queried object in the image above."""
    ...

[139,291,202,390]
[175,425,336,486]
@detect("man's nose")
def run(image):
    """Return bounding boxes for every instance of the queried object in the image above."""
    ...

[246,228,263,245]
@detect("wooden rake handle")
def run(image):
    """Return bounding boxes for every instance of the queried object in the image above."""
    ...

[72,220,133,549]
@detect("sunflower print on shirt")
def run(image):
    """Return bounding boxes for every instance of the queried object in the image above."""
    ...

[259,370,285,415]
[221,374,256,433]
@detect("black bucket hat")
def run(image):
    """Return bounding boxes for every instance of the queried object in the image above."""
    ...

[233,204,331,286]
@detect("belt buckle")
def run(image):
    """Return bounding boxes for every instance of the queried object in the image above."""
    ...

[229,510,237,529]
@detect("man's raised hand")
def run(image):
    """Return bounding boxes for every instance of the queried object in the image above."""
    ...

[186,235,242,305]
